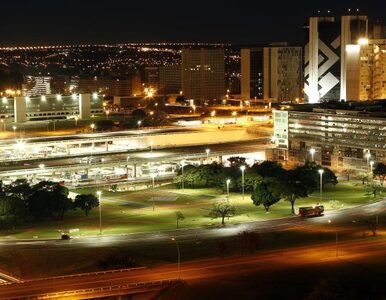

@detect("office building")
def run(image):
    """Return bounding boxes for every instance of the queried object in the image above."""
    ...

[241,46,302,102]
[346,39,386,100]
[304,14,385,103]
[273,101,386,172]
[182,48,225,100]
[159,65,181,95]
[76,75,141,97]
[144,67,160,91]
[0,94,103,123]
[23,76,52,96]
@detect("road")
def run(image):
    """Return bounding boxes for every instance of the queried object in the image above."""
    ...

[0,200,384,298]
[0,199,384,249]
[0,235,386,299]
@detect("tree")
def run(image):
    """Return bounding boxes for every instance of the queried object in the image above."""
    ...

[253,161,284,178]
[209,202,236,225]
[27,181,71,219]
[276,169,316,214]
[365,182,382,198]
[251,180,281,212]
[143,110,169,127]
[74,194,99,216]
[6,179,32,201]
[175,211,185,229]
[342,168,356,181]
[373,163,386,187]
[227,156,246,168]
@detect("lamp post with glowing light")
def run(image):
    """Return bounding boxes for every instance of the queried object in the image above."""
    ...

[309,148,316,162]
[137,120,142,129]
[365,152,371,172]
[105,110,110,120]
[12,125,16,138]
[205,148,210,161]
[97,190,102,235]
[318,169,324,202]
[240,165,246,200]
[370,160,375,174]
[90,123,95,133]
[171,238,181,279]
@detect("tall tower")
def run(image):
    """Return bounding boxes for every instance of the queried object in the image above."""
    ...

[304,14,368,103]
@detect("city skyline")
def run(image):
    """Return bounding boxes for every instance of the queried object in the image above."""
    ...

[0,0,385,46]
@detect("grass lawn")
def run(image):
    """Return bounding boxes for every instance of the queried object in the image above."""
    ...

[0,180,382,239]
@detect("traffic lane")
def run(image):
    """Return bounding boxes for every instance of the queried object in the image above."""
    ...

[1,237,386,299]
[1,200,384,251]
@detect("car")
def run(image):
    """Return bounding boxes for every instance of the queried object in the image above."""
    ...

[61,234,71,240]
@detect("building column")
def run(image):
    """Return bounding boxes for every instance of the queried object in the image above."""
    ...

[14,96,27,123]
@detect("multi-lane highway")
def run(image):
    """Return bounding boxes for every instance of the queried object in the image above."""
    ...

[0,201,386,299]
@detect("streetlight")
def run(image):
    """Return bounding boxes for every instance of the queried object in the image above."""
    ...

[97,190,102,235]
[74,116,78,127]
[150,140,154,152]
[151,173,156,211]
[181,160,185,191]
[365,152,371,172]
[137,120,142,129]
[12,125,17,138]
[370,160,375,174]
[328,219,338,258]
[205,148,210,160]
[171,238,181,280]
[90,123,95,133]
[309,148,316,162]
[240,165,246,200]
[226,179,231,203]
[318,169,324,203]
[105,110,110,120]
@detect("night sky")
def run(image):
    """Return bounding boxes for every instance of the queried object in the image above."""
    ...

[0,0,385,46]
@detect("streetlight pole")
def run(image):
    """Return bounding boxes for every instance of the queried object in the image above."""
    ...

[150,141,154,153]
[318,169,324,203]
[366,152,371,172]
[370,160,374,174]
[12,125,16,138]
[240,165,246,200]
[97,190,102,235]
[206,148,210,161]
[309,148,315,162]
[90,123,95,133]
[171,238,181,280]
[151,174,156,211]
[137,120,142,129]
[226,179,230,203]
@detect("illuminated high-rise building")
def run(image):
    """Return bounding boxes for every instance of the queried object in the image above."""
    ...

[182,48,225,100]
[241,45,302,102]
[304,13,379,103]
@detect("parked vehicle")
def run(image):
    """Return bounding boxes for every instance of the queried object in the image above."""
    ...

[298,205,324,218]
